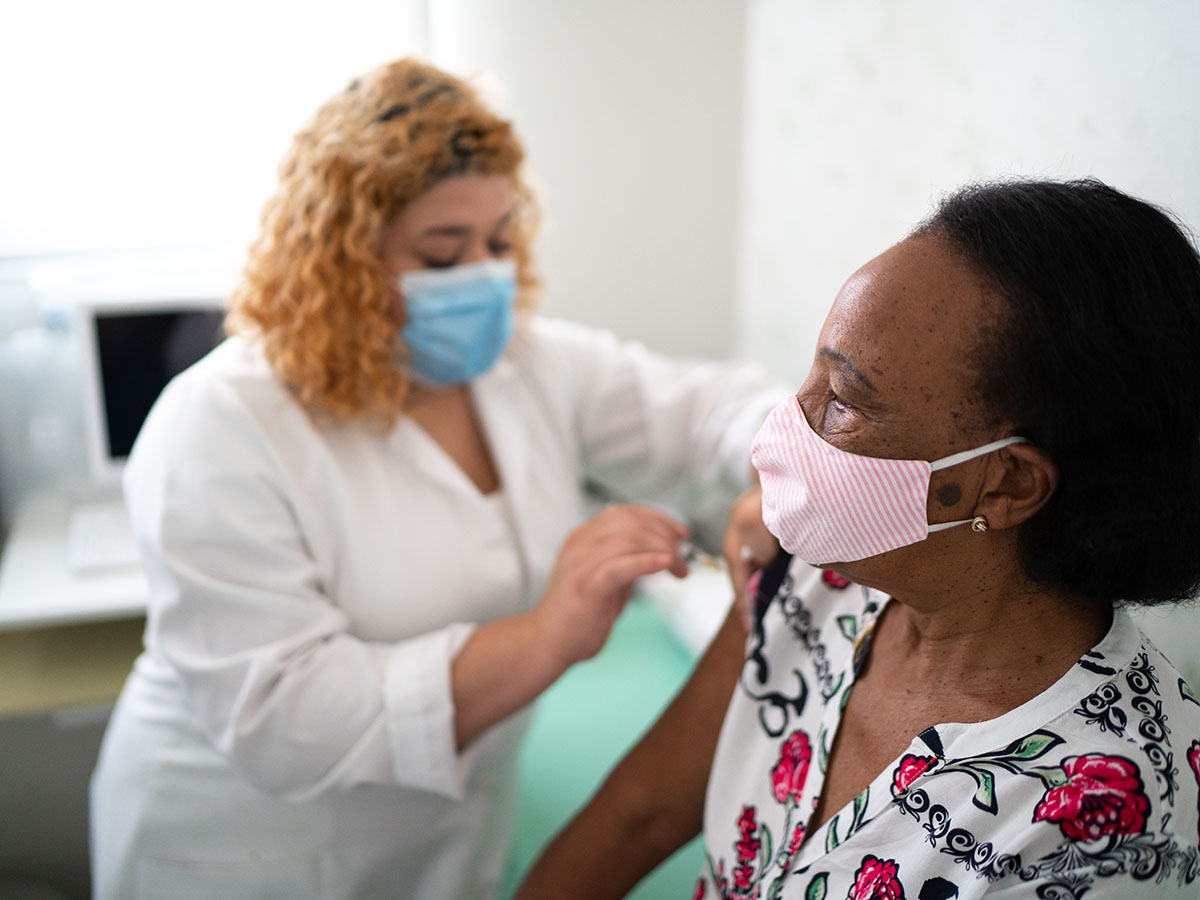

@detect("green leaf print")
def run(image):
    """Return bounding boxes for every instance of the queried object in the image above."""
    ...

[758,821,774,880]
[818,729,830,774]
[804,871,829,900]
[825,671,844,701]
[932,729,1067,814]
[847,787,870,835]
[824,815,840,853]
[774,799,797,869]
[1022,764,1069,789]
[1181,677,1199,706]
[839,682,852,713]
[1006,730,1065,760]
[933,759,1000,814]
[972,767,997,814]
[836,615,858,643]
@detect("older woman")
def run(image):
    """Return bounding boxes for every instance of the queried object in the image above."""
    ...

[88,58,784,899]
[516,179,1200,899]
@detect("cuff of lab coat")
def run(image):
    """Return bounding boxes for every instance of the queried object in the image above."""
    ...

[383,622,478,799]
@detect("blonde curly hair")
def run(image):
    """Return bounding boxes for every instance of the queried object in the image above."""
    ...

[227,57,541,428]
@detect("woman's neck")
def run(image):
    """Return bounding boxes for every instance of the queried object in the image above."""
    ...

[874,583,1112,715]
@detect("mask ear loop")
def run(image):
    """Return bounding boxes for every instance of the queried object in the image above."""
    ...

[926,436,1030,533]
[928,435,1030,472]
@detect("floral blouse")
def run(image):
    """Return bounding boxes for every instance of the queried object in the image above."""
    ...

[698,554,1200,899]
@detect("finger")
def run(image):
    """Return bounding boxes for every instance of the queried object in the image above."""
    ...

[606,503,690,541]
[589,551,673,597]
[579,516,691,565]
[723,522,751,582]
[666,550,690,579]
[565,510,680,562]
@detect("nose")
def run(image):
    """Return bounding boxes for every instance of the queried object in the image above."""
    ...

[459,239,496,266]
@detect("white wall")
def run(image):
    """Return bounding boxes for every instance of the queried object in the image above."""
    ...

[0,0,426,257]
[0,2,429,527]
[737,0,1200,386]
[735,0,1200,680]
[428,0,748,358]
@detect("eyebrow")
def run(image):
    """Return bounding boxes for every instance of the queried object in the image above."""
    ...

[819,347,879,394]
[417,225,470,239]
[417,210,515,240]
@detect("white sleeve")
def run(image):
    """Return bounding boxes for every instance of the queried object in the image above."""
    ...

[537,319,789,553]
[125,370,478,802]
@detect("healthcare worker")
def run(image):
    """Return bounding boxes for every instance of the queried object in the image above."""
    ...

[89,57,786,899]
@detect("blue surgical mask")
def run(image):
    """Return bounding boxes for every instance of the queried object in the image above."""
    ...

[399,259,517,386]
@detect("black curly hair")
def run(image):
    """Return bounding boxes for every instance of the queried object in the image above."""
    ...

[914,178,1200,608]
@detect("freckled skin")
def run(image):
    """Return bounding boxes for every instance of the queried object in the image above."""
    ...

[797,235,1001,476]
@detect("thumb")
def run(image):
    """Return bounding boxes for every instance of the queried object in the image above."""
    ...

[591,551,673,598]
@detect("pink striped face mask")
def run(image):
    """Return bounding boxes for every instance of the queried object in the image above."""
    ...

[751,397,1029,565]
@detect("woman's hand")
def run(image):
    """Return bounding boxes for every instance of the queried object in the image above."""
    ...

[722,484,780,629]
[532,504,689,667]
[452,504,686,750]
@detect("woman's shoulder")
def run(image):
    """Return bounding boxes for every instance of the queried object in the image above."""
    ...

[1072,610,1200,744]
[749,555,880,692]
[153,336,298,424]
[870,622,1200,898]
[503,316,631,372]
[913,612,1200,886]
[131,336,307,470]
[164,335,278,398]
[756,555,880,635]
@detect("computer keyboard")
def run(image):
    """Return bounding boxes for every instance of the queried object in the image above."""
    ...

[65,500,140,572]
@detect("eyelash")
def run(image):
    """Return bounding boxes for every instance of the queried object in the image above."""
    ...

[418,241,513,270]
[819,390,863,433]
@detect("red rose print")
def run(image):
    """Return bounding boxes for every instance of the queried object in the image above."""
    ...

[823,569,851,589]
[787,823,806,858]
[891,754,938,796]
[733,805,760,893]
[849,855,905,900]
[1033,753,1149,842]
[1188,740,1200,846]
[772,730,813,804]
[693,877,707,900]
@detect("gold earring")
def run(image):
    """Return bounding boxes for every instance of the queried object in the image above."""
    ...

[971,516,989,533]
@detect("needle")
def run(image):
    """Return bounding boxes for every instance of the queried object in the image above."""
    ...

[678,540,725,571]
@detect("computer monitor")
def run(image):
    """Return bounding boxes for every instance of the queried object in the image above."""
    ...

[78,298,226,487]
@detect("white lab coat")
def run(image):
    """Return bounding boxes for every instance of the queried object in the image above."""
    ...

[90,316,786,899]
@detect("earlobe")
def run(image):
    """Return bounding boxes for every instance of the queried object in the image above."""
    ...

[979,443,1059,530]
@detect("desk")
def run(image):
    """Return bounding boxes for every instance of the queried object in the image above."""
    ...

[0,499,147,630]
[0,499,148,716]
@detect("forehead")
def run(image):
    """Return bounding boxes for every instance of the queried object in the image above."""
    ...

[390,173,516,236]
[819,235,995,399]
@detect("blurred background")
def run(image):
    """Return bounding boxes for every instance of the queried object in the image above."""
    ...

[4,1,1198,373]
[1,2,1197,897]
